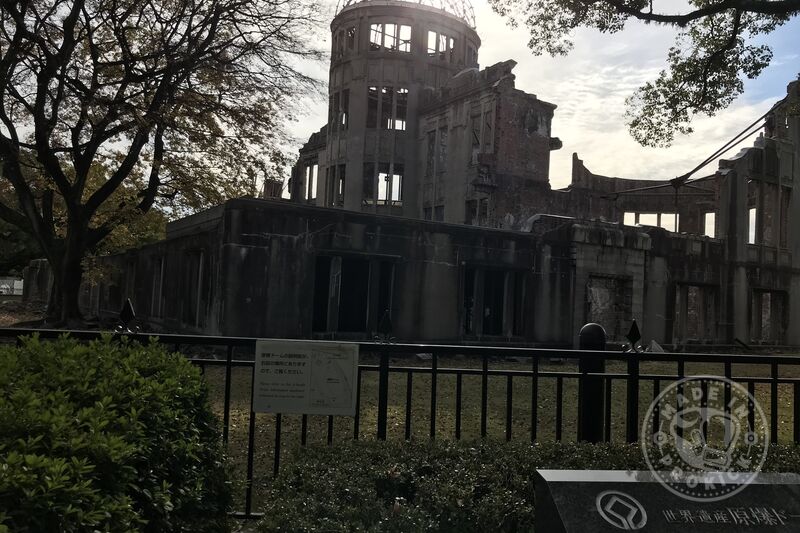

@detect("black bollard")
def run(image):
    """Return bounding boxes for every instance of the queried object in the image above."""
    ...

[578,323,606,443]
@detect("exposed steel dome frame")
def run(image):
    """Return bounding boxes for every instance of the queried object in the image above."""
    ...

[336,0,476,28]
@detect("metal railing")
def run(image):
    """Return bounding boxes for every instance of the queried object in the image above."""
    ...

[2,327,800,519]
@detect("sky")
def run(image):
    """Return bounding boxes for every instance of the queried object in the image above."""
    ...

[286,0,800,190]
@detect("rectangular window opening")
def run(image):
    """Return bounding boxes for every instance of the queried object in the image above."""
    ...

[394,88,408,130]
[383,23,397,50]
[336,164,346,206]
[704,212,716,238]
[398,25,411,52]
[427,31,437,56]
[748,207,757,244]
[638,213,657,227]
[338,258,370,332]
[341,89,349,129]
[425,131,436,178]
[312,256,333,332]
[332,92,340,131]
[378,162,390,203]
[367,86,378,128]
[391,164,403,203]
[308,164,318,200]
[623,212,636,226]
[369,23,382,51]
[381,86,394,129]
[482,270,506,336]
[658,213,678,232]
[482,110,493,152]
[438,127,448,171]
[363,162,375,201]
[471,115,480,147]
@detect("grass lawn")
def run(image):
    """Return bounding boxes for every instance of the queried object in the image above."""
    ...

[189,351,800,514]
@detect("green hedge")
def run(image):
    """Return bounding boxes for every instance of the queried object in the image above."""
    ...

[259,440,800,532]
[0,335,231,532]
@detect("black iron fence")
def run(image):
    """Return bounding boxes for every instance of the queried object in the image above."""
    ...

[2,327,800,519]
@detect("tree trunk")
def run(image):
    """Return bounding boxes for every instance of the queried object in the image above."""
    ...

[45,226,87,326]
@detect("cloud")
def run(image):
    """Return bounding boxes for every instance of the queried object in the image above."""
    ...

[286,0,793,192]
[468,0,790,187]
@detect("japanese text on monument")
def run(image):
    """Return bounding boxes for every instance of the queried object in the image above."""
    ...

[252,340,358,416]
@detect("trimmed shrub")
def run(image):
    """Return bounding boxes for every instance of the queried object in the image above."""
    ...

[0,335,231,532]
[258,440,800,532]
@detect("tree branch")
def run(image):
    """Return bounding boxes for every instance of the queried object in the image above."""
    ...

[598,0,799,26]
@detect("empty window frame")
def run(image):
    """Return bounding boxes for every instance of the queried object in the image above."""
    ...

[330,89,350,131]
[333,29,344,58]
[306,164,318,200]
[434,205,444,221]
[637,213,658,227]
[704,212,716,238]
[182,250,206,328]
[465,199,477,225]
[466,198,489,225]
[367,86,378,128]
[427,30,455,61]
[438,127,448,170]
[326,165,346,207]
[377,163,403,204]
[462,268,525,336]
[623,212,636,226]
[312,256,395,334]
[482,110,493,152]
[466,44,478,66]
[338,257,371,332]
[425,131,436,178]
[395,88,408,130]
[624,212,679,232]
[674,285,716,342]
[372,86,408,130]
[478,198,489,223]
[369,23,411,52]
[658,213,678,232]
[330,92,340,130]
[346,27,356,49]
[380,86,393,129]
[363,162,375,201]
[748,207,757,244]
[751,290,786,342]
[369,24,382,51]
[335,164,346,206]
[470,114,480,148]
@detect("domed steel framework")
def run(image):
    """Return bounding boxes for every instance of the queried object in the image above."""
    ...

[336,0,476,28]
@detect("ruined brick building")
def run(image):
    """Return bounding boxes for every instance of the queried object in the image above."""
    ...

[37,0,800,347]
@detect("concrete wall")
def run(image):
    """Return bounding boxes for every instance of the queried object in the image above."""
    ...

[84,196,799,347]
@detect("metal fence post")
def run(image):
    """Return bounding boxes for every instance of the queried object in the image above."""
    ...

[376,351,389,440]
[578,323,606,443]
[626,357,641,443]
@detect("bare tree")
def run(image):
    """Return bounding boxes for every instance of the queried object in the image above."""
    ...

[0,0,323,324]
